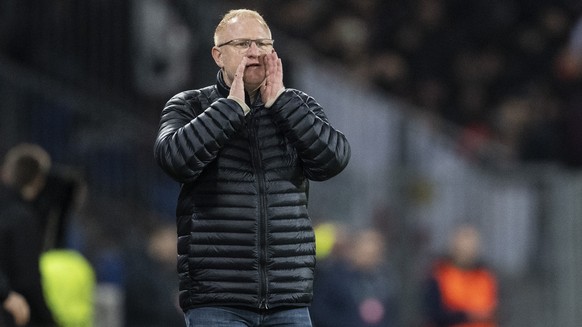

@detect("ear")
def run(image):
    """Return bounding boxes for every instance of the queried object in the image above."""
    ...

[211,47,223,68]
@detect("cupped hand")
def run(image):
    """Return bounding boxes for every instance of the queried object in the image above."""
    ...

[260,51,284,106]
[229,56,247,101]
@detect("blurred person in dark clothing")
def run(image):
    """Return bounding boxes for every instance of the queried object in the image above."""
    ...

[423,224,498,327]
[310,223,358,327]
[1,271,30,326]
[153,8,350,327]
[123,223,184,327]
[0,144,55,327]
[311,228,399,327]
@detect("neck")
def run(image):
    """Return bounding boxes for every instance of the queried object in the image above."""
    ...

[247,87,259,102]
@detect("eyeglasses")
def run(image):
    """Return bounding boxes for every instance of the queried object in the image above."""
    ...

[216,38,274,51]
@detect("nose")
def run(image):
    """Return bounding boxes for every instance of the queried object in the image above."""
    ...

[245,41,260,55]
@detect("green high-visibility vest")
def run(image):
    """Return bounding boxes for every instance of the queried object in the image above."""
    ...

[40,249,96,327]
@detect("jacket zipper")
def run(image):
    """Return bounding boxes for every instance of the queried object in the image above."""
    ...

[248,106,269,310]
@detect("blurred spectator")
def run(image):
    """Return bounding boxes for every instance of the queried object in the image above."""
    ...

[311,227,399,327]
[0,143,55,326]
[556,15,582,80]
[555,15,582,167]
[262,0,326,40]
[311,12,371,70]
[368,50,413,99]
[489,96,532,166]
[131,0,194,98]
[123,223,183,327]
[518,83,565,163]
[423,224,498,327]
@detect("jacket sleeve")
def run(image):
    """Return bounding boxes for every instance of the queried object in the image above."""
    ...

[423,277,469,326]
[269,89,350,181]
[153,91,247,183]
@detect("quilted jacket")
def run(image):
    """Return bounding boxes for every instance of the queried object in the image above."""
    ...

[154,72,350,311]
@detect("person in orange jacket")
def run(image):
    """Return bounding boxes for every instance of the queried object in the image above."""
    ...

[423,224,498,327]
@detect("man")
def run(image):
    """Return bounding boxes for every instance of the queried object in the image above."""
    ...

[0,144,55,326]
[154,8,351,327]
[423,224,498,327]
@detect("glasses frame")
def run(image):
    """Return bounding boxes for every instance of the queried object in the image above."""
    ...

[216,38,275,50]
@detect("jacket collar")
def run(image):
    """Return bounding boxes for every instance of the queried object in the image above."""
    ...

[216,70,230,98]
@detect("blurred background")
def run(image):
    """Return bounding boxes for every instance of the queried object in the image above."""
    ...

[1,0,582,326]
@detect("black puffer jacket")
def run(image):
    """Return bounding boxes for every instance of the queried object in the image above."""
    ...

[154,72,350,311]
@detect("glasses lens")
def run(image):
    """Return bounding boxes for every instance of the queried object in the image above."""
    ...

[221,39,273,50]
[256,40,273,48]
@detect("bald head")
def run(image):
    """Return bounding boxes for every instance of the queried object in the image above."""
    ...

[213,9,271,46]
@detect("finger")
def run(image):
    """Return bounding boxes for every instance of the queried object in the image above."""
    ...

[235,57,248,80]
[266,53,277,79]
[276,58,283,77]
[263,53,271,71]
[265,51,280,76]
[269,51,279,68]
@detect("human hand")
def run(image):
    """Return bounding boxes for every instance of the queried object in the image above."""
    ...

[260,51,284,107]
[3,291,30,326]
[229,56,248,101]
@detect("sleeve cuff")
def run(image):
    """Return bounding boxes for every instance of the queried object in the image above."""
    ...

[265,88,285,108]
[228,96,251,115]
